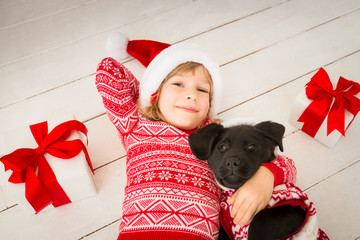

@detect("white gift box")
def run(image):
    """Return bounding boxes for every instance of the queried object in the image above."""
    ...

[0,119,97,213]
[289,88,359,148]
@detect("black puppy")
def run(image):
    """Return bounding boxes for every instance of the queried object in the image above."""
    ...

[189,121,306,240]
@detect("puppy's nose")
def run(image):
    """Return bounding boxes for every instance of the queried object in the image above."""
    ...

[226,158,241,169]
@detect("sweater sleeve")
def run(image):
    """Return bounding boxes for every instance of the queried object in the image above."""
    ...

[261,155,297,186]
[95,57,140,135]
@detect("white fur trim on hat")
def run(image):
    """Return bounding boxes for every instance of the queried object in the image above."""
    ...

[140,43,223,119]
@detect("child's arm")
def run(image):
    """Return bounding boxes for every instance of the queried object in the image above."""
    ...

[95,57,140,134]
[227,155,296,226]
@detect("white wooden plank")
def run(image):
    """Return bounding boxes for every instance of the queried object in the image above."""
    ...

[0,75,104,133]
[79,220,119,240]
[0,0,192,66]
[0,166,6,211]
[0,0,285,108]
[0,157,127,240]
[0,0,94,29]
[218,8,360,112]
[85,114,126,169]
[189,0,360,65]
[305,161,360,240]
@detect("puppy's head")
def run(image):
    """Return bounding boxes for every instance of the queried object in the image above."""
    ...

[189,121,285,189]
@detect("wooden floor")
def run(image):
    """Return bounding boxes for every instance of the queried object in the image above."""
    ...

[1,0,360,239]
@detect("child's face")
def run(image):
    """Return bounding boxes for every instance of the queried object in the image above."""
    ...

[158,66,211,130]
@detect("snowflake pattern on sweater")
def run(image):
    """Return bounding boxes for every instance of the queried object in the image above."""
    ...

[95,58,297,240]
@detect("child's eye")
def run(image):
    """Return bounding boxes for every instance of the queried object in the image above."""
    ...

[198,88,209,93]
[173,82,183,87]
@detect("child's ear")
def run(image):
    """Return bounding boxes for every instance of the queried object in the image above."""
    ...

[255,121,285,152]
[189,123,224,160]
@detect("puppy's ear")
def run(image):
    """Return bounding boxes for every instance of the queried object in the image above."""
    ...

[255,121,285,152]
[189,123,224,160]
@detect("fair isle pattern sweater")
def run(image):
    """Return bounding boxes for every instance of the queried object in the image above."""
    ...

[95,58,296,240]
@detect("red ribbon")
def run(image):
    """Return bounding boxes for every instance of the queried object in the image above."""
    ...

[298,68,360,137]
[0,120,93,213]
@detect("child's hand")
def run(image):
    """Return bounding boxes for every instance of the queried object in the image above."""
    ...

[226,166,274,226]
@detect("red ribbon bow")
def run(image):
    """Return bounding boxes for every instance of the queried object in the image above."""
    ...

[298,68,360,137]
[0,120,93,213]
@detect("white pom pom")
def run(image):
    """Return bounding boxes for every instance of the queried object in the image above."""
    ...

[106,32,130,61]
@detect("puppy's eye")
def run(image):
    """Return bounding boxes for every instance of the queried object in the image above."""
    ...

[246,144,256,152]
[218,143,230,152]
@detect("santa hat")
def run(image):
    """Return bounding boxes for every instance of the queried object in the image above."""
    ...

[106,32,223,119]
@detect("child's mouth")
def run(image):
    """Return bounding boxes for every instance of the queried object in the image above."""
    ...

[176,106,198,113]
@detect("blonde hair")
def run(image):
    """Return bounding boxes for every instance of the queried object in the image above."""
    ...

[139,61,213,123]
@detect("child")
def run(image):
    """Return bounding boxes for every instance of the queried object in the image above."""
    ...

[95,33,296,240]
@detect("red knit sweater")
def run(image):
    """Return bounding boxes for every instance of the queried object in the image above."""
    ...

[95,58,296,240]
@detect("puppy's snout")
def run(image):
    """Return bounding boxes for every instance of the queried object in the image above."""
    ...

[225,157,241,169]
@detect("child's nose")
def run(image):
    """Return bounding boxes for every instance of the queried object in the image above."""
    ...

[185,90,198,101]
